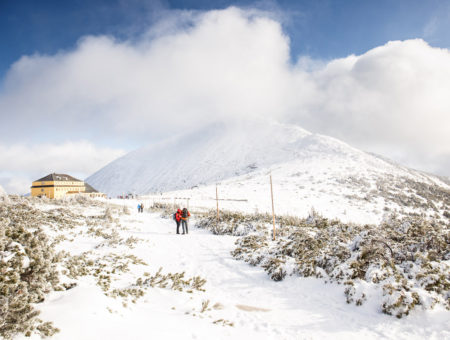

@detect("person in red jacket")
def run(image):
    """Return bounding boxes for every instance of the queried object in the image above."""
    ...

[180,207,191,234]
[174,209,182,234]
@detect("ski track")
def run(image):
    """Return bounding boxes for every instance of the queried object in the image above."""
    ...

[26,207,450,340]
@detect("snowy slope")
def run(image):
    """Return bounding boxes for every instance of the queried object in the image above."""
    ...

[87,119,311,196]
[87,120,449,224]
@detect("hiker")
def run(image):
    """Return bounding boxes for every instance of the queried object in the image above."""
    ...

[174,209,182,234]
[140,203,144,213]
[180,207,191,234]
[137,203,141,213]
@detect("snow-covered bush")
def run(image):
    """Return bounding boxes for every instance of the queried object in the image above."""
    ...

[122,205,130,215]
[0,203,60,338]
[103,207,114,222]
[196,210,262,235]
[195,209,331,237]
[63,251,146,293]
[205,209,450,318]
[110,267,207,305]
[149,201,176,218]
[0,185,10,204]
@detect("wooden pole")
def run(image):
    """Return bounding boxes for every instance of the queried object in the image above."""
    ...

[270,173,276,241]
[216,184,220,223]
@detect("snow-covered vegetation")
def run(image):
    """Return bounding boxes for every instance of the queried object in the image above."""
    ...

[0,186,9,204]
[196,209,449,318]
[1,194,448,339]
[1,200,60,338]
[0,197,209,339]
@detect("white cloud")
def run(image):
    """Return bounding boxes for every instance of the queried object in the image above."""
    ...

[294,39,450,175]
[0,7,449,183]
[0,7,293,140]
[0,141,125,194]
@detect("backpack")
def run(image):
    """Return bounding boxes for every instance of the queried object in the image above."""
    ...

[173,213,176,221]
[182,208,188,218]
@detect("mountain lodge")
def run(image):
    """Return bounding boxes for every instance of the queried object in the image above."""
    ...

[31,173,106,199]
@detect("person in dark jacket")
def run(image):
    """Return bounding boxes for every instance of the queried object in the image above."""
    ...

[174,209,182,234]
[180,208,191,234]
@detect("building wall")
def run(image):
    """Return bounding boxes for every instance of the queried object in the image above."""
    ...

[53,180,85,199]
[31,180,86,199]
[31,184,55,198]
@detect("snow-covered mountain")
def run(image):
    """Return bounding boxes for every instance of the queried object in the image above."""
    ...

[88,120,314,195]
[87,120,449,223]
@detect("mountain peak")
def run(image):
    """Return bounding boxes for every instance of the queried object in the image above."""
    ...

[86,121,327,196]
[86,120,446,202]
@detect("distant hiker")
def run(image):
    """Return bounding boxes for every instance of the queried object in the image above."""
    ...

[174,209,182,234]
[137,203,141,213]
[140,203,144,213]
[180,207,191,234]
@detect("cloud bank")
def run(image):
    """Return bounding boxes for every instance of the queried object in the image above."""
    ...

[1,8,293,139]
[296,39,450,175]
[0,7,449,193]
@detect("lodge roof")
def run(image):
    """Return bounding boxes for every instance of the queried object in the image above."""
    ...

[35,173,83,182]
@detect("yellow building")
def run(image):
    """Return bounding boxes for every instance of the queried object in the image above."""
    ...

[31,173,106,199]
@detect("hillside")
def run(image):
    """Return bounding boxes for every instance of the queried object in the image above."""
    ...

[87,120,450,224]
[87,120,310,195]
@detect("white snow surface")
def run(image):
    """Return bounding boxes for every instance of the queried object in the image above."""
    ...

[87,120,449,224]
[20,200,449,340]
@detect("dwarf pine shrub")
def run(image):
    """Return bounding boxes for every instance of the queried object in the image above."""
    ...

[0,186,10,204]
[122,205,131,215]
[0,203,60,339]
[149,202,178,219]
[200,208,450,318]
[109,267,207,305]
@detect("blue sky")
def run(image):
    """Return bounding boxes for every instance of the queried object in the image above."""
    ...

[1,0,450,193]
[1,0,449,78]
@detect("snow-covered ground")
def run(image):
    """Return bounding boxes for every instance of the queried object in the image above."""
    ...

[18,199,449,340]
[141,154,449,225]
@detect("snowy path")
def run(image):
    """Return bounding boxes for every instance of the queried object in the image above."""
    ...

[32,209,449,340]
